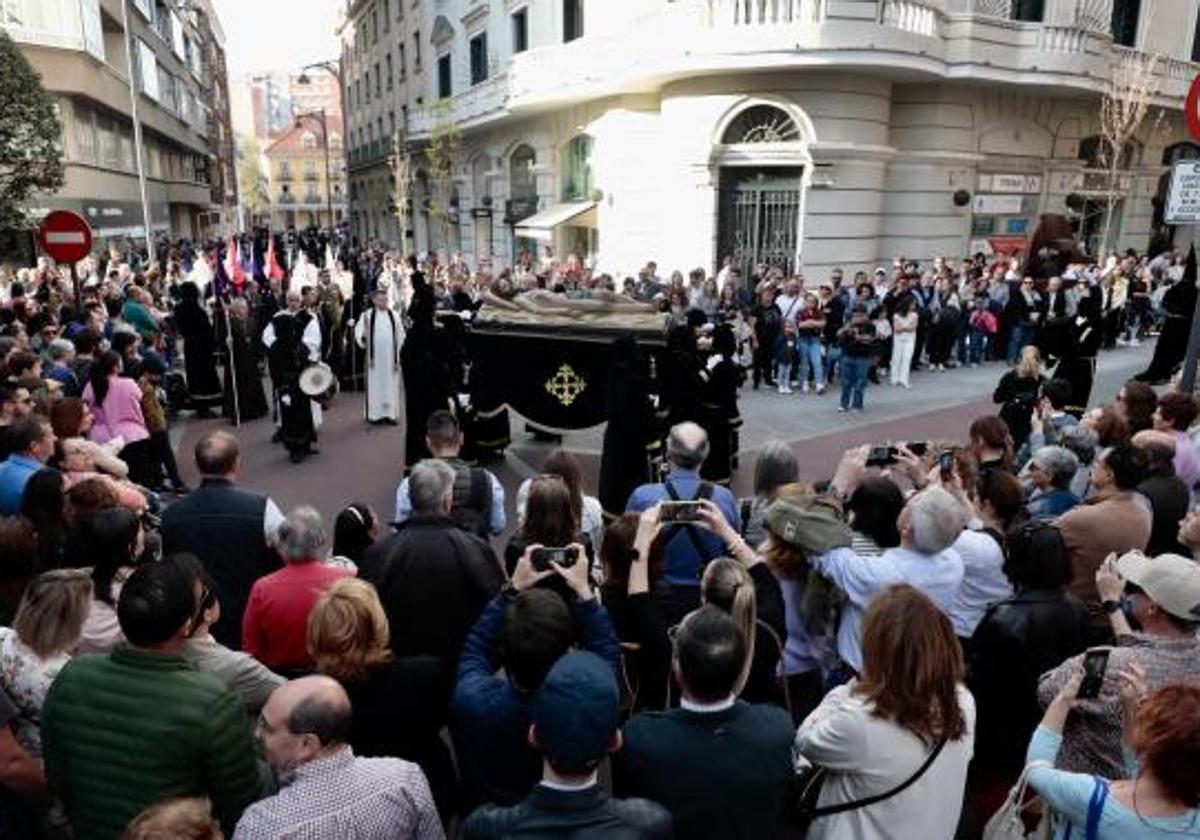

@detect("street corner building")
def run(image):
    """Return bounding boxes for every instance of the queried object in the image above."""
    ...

[342,0,1200,277]
[1,0,237,248]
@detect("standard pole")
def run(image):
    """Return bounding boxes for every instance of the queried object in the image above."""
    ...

[120,0,154,247]
[220,299,241,426]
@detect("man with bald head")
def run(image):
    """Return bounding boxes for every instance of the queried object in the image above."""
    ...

[234,676,442,839]
[162,430,285,649]
[625,422,739,621]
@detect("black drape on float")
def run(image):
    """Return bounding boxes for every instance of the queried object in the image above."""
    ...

[1136,245,1197,385]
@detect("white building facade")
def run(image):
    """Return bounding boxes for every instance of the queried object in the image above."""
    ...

[364,0,1200,278]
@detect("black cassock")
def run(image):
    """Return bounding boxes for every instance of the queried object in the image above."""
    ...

[1136,249,1197,384]
[174,288,223,410]
[1054,286,1104,416]
[266,311,317,459]
[699,357,742,486]
[599,336,657,516]
[220,308,269,423]
[400,275,454,471]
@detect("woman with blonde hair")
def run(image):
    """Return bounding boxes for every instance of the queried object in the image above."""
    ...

[993,345,1045,450]
[307,577,454,819]
[0,569,92,756]
[700,558,763,700]
[122,797,223,840]
[795,584,975,839]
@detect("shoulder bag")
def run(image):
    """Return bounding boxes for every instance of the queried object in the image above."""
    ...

[982,760,1055,840]
[792,737,946,834]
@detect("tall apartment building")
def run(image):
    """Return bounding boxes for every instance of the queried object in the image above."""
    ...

[344,0,1200,276]
[339,0,429,247]
[2,0,236,244]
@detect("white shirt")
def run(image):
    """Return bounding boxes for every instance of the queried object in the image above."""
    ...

[813,545,965,673]
[795,683,976,840]
[948,529,1012,638]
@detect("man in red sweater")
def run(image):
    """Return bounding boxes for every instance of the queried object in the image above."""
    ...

[243,505,353,675]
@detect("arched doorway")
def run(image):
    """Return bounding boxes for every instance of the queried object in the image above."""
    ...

[712,102,813,279]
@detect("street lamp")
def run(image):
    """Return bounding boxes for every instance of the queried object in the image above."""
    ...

[293,110,334,228]
[296,60,347,230]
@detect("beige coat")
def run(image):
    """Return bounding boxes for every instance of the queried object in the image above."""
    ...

[1056,490,1151,620]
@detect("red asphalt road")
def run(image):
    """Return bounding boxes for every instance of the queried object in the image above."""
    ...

[174,391,993,527]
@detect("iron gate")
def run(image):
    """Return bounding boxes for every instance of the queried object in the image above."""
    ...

[717,167,803,279]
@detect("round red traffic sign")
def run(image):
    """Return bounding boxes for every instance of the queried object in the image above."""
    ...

[37,210,93,264]
[1188,74,1200,144]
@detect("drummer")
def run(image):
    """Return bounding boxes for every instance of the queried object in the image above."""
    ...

[263,289,323,462]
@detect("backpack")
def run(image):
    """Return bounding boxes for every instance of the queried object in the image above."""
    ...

[450,465,493,539]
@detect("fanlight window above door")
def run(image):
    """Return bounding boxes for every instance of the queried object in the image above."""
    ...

[722,106,801,144]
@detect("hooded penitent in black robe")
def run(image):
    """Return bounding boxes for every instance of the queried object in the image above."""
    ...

[1054,282,1104,416]
[175,283,223,410]
[599,336,657,516]
[400,272,454,473]
[1136,246,1197,385]
[220,306,269,423]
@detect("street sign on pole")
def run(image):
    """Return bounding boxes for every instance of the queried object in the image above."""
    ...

[1166,160,1200,225]
[37,211,93,264]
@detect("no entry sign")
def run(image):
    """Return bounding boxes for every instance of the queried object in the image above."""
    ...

[37,210,93,264]
[1188,74,1200,144]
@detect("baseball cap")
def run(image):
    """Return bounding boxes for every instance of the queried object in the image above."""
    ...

[874,267,887,275]
[1115,551,1200,621]
[533,651,619,772]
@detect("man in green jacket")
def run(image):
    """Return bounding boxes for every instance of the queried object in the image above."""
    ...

[43,555,267,839]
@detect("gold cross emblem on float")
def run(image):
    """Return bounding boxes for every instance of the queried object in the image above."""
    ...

[545,364,587,407]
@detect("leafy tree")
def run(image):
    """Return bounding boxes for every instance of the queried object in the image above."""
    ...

[390,130,412,255]
[0,29,65,229]
[424,100,461,257]
[238,133,267,224]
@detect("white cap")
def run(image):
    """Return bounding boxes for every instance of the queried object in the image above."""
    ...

[1115,551,1200,622]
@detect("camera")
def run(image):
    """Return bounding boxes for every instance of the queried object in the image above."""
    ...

[865,441,929,468]
[659,501,705,523]
[531,546,579,571]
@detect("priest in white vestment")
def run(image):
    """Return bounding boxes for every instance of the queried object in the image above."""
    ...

[355,286,405,424]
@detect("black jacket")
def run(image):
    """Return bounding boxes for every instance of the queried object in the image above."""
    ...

[341,656,458,820]
[1137,472,1192,557]
[464,785,672,839]
[360,514,504,679]
[160,477,282,649]
[615,702,794,840]
[968,588,1088,771]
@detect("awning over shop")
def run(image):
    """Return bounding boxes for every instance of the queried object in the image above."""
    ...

[514,201,596,242]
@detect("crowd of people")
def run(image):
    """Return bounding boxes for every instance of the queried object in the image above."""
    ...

[0,231,1198,838]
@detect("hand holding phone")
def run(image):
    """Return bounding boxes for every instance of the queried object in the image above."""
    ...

[1076,648,1111,700]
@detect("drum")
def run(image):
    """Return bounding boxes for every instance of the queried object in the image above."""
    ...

[298,362,338,406]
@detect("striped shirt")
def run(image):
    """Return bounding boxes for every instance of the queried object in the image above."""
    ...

[233,748,443,840]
